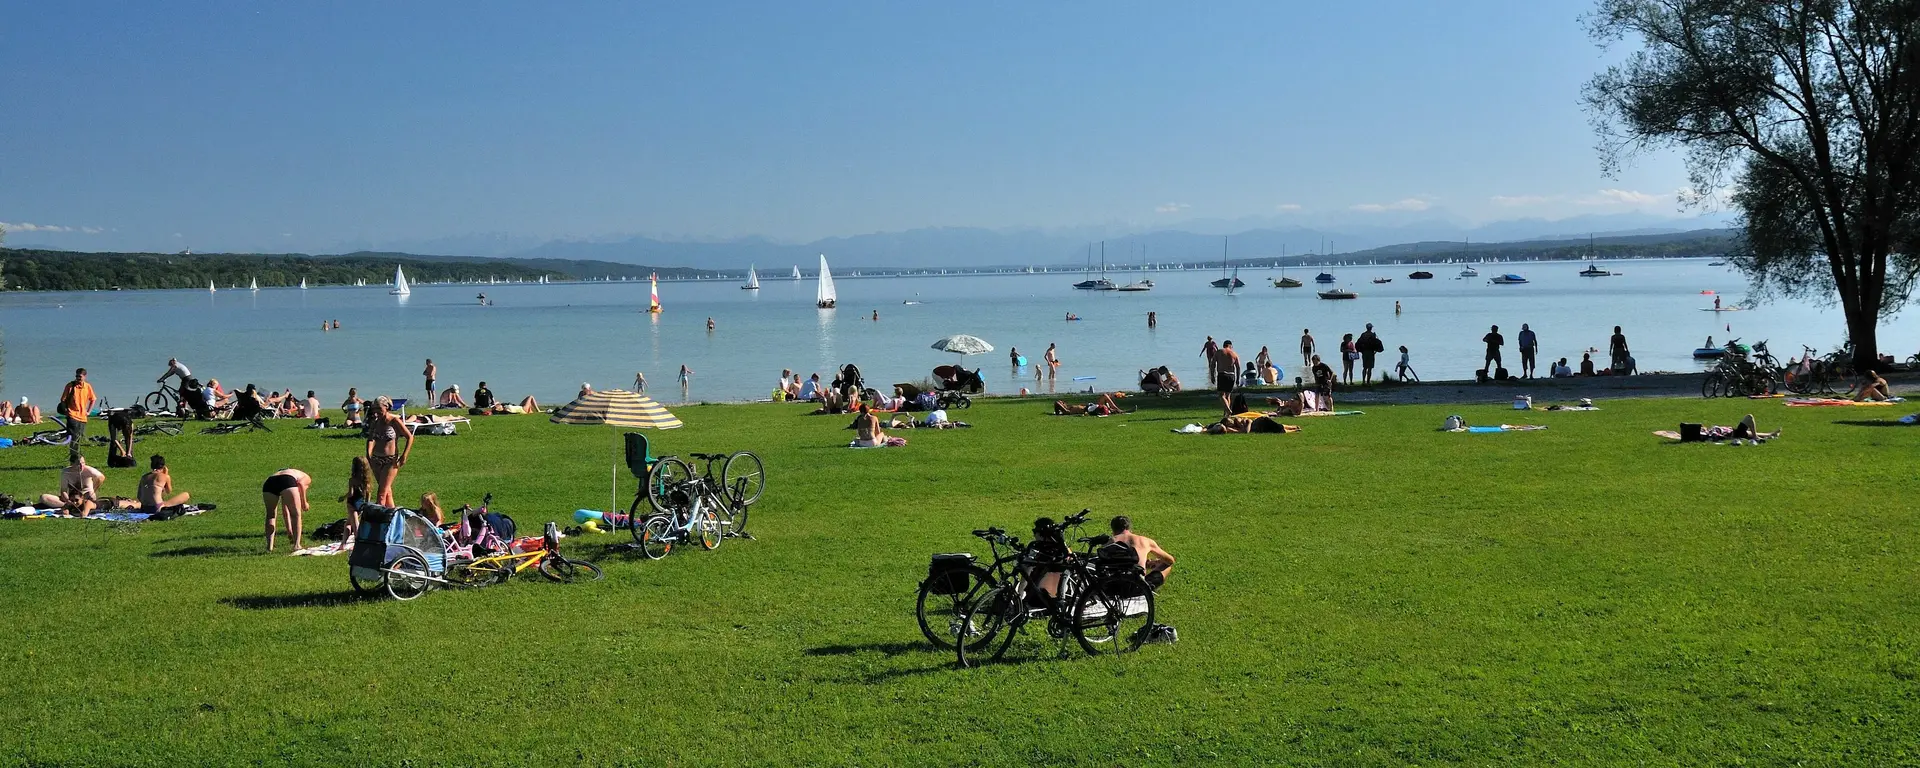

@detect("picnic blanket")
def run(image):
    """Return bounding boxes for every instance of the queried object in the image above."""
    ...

[1653,428,1781,443]
[1785,397,1901,406]
[292,541,351,556]
[849,437,908,448]
[1297,410,1364,417]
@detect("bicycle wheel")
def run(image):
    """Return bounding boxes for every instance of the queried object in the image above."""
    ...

[1073,586,1156,656]
[696,508,722,550]
[539,554,605,583]
[721,451,766,506]
[638,515,674,559]
[917,564,994,649]
[1701,373,1723,399]
[385,553,433,601]
[154,422,183,436]
[646,458,694,515]
[955,583,1019,669]
[142,391,172,414]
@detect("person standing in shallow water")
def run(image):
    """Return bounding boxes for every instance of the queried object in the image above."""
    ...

[1299,329,1315,369]
[1200,336,1219,381]
[1147,311,1157,329]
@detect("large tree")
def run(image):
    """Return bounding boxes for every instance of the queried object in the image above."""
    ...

[1585,0,1920,367]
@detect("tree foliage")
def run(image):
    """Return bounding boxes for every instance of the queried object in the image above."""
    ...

[1584,0,1920,365]
[0,249,705,292]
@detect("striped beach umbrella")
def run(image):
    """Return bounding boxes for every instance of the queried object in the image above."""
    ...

[551,389,680,515]
[550,389,682,429]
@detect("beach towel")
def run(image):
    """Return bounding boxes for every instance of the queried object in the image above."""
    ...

[849,437,907,448]
[1901,414,1919,424]
[1297,410,1364,417]
[293,541,351,556]
[1785,397,1901,406]
[1546,405,1601,411]
[1463,425,1547,433]
[1653,428,1781,443]
[1172,424,1205,434]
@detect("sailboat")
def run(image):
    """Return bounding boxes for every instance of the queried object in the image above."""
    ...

[249,277,259,291]
[208,280,216,293]
[647,273,663,313]
[816,254,838,309]
[1073,243,1117,290]
[742,265,761,290]
[1272,245,1303,287]
[1210,237,1244,288]
[300,277,308,290]
[390,265,411,295]
[791,265,802,281]
[1118,244,1154,291]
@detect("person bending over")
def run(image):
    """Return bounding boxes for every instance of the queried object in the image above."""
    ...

[438,385,468,409]
[138,454,190,514]
[1109,515,1175,589]
[262,468,312,552]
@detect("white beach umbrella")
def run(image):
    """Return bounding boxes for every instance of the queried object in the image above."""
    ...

[931,334,994,356]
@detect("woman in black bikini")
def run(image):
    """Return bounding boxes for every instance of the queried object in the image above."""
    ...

[261,467,312,552]
[364,396,413,506]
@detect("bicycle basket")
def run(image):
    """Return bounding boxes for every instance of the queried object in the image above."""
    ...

[925,553,976,595]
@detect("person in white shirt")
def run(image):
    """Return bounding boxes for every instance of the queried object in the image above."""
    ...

[1551,358,1574,378]
[796,374,821,402]
[157,358,192,387]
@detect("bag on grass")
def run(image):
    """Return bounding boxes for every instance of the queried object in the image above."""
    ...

[925,553,976,595]
[1443,415,1466,431]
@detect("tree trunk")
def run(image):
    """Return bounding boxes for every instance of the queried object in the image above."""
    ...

[1847,296,1881,371]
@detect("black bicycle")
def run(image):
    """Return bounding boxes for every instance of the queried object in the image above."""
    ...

[916,526,1025,650]
[641,450,763,539]
[954,510,1157,667]
[143,383,184,415]
[135,421,184,437]
[201,416,272,435]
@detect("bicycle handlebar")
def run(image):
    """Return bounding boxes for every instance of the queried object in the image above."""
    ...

[689,452,727,460]
[971,527,1005,538]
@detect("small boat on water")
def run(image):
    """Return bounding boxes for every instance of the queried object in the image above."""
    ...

[1210,237,1243,289]
[1209,275,1246,289]
[1693,347,1726,359]
[816,254,838,308]
[300,278,308,289]
[1408,271,1434,280]
[1709,260,1728,266]
[1579,264,1612,277]
[1117,279,1153,292]
[647,272,663,313]
[1317,289,1358,300]
[1459,266,1480,278]
[1372,277,1392,284]
[742,265,761,290]
[1074,243,1118,290]
[1273,277,1304,288]
[1490,273,1529,285]
[390,265,411,295]
[1314,272,1335,284]
[249,277,259,292]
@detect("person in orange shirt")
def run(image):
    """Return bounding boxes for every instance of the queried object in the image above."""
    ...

[58,368,96,463]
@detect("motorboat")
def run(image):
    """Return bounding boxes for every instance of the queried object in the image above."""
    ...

[1490,273,1529,284]
[1579,264,1612,277]
[1372,277,1392,284]
[1314,272,1336,284]
[1317,289,1358,300]
[1459,266,1480,278]
[1407,271,1434,280]
[1273,277,1304,288]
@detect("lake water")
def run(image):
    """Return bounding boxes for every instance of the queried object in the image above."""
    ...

[0,259,1908,409]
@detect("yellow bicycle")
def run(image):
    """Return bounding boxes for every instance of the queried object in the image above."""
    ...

[385,521,604,600]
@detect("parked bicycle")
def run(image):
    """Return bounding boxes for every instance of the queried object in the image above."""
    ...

[953,510,1157,668]
[917,526,1027,650]
[642,450,763,540]
[1783,344,1853,395]
[634,470,730,559]
[1702,338,1776,398]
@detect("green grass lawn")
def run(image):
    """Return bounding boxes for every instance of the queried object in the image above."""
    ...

[1,394,1916,766]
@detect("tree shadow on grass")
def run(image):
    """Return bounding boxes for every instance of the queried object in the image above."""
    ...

[151,544,260,558]
[221,591,369,610]
[1834,420,1916,427]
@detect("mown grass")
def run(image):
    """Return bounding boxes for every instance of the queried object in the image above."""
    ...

[1,393,1916,766]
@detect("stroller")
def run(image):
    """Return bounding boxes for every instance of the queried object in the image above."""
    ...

[931,365,983,409]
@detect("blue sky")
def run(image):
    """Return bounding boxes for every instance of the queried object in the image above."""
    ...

[0,1,1694,252]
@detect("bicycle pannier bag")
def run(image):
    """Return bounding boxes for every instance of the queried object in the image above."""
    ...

[1679,423,1704,442]
[926,553,975,595]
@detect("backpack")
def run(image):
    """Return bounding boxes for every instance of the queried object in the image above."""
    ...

[313,518,351,540]
[924,553,976,595]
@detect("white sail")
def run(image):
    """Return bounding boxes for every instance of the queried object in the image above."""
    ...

[300,278,307,290]
[208,280,216,293]
[744,265,761,290]
[390,265,411,295]
[792,265,802,280]
[816,254,837,308]
[249,277,259,291]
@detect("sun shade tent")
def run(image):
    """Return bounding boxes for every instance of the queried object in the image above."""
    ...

[931,334,994,355]
[550,389,683,515]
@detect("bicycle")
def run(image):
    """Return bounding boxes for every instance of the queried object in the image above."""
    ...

[143,383,183,415]
[634,474,729,559]
[134,421,184,437]
[201,416,272,435]
[642,450,764,539]
[916,526,1026,650]
[954,510,1157,668]
[386,521,604,600]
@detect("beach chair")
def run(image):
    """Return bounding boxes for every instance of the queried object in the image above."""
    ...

[390,398,410,418]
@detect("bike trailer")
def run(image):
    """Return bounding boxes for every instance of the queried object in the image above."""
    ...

[350,504,448,582]
[924,553,976,595]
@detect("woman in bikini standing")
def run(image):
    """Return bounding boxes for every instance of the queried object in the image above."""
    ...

[364,396,413,506]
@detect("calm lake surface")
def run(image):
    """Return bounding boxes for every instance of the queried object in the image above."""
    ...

[0,259,1908,408]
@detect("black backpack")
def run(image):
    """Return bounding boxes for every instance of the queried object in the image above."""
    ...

[1093,541,1153,599]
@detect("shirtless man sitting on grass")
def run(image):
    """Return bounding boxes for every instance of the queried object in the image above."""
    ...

[41,454,106,516]
[1109,515,1175,589]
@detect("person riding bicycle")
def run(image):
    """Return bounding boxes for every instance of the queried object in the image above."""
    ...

[1108,516,1175,589]
[156,358,192,389]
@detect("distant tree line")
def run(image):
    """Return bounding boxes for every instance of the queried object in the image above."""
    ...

[0,249,702,291]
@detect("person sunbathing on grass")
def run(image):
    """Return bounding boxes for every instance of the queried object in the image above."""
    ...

[1856,369,1892,402]
[40,454,105,516]
[1054,393,1125,416]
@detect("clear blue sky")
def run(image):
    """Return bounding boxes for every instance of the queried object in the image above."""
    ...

[0,0,1691,252]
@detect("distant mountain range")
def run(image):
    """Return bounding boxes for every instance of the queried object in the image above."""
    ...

[454,212,1739,271]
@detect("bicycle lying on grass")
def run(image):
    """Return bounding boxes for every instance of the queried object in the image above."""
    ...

[201,416,272,435]
[353,496,604,601]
